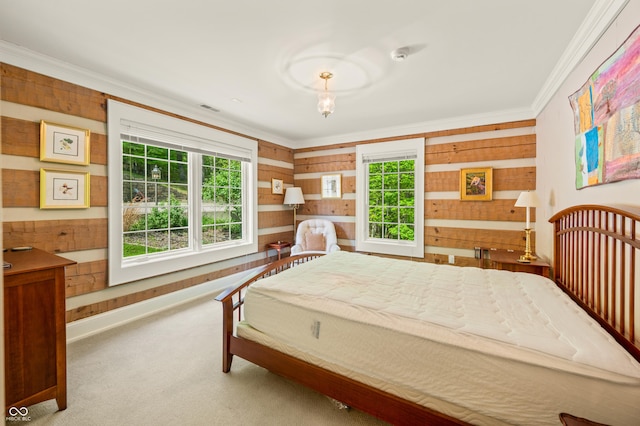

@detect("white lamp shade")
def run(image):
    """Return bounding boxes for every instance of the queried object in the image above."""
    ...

[284,187,305,205]
[514,191,540,208]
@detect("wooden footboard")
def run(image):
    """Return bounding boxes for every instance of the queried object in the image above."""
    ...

[215,253,468,425]
[550,205,640,362]
[215,253,324,372]
[226,332,466,425]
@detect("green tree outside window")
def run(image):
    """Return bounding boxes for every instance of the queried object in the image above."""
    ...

[367,159,415,241]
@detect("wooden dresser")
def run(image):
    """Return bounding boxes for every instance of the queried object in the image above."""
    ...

[3,248,75,413]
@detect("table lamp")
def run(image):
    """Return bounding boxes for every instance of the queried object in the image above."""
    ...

[514,190,540,263]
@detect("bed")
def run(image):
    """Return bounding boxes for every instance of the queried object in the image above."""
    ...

[215,205,640,425]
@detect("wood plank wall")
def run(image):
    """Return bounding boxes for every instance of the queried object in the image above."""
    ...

[1,63,537,323]
[1,64,294,322]
[294,121,536,266]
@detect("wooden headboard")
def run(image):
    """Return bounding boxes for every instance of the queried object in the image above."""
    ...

[550,204,640,363]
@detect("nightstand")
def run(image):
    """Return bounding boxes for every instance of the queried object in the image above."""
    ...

[479,248,550,278]
[267,241,291,260]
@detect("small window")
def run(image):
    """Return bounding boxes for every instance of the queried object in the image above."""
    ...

[356,138,424,257]
[367,158,416,242]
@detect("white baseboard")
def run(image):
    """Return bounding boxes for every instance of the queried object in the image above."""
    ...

[66,268,257,343]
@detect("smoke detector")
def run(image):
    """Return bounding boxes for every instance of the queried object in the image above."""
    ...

[390,47,410,62]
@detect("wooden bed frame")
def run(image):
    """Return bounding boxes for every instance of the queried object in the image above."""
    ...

[215,205,640,425]
[549,205,640,363]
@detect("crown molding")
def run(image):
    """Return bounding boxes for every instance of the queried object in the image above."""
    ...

[530,0,629,115]
[295,107,535,148]
[0,40,296,148]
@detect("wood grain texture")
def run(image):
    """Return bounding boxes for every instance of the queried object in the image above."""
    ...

[258,210,292,228]
[425,167,535,192]
[425,199,534,222]
[333,221,355,240]
[1,116,40,157]
[259,187,288,205]
[2,169,40,207]
[298,199,355,217]
[257,163,294,184]
[425,134,536,165]
[90,132,108,165]
[425,226,532,252]
[2,63,107,122]
[258,139,294,162]
[65,259,108,297]
[90,175,108,207]
[294,119,535,153]
[3,219,108,253]
[294,152,356,174]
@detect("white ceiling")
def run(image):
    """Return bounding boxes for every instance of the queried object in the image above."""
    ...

[0,0,625,147]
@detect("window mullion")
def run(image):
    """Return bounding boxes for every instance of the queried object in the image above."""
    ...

[191,152,202,249]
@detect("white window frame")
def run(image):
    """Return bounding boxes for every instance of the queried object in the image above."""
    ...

[355,138,424,258]
[107,100,258,286]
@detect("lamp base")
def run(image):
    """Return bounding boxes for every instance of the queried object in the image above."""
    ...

[517,253,537,263]
[517,228,536,263]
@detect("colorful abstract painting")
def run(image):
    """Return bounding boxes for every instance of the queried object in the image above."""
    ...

[569,24,640,188]
[575,125,604,188]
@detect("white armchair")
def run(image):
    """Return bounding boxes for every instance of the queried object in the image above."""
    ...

[291,219,341,255]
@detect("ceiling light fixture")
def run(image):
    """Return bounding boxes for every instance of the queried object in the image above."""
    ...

[317,72,335,118]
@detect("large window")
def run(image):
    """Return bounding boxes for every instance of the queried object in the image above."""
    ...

[356,139,424,257]
[108,100,257,286]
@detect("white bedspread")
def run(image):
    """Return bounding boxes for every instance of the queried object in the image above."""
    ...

[242,251,640,425]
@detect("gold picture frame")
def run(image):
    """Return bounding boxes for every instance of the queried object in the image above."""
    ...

[460,167,492,201]
[271,178,284,195]
[321,174,342,199]
[40,168,90,209]
[40,120,91,165]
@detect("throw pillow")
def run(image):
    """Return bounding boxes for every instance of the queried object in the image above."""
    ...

[305,233,326,251]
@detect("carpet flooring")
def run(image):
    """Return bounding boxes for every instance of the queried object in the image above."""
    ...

[22,295,388,425]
